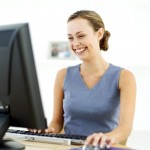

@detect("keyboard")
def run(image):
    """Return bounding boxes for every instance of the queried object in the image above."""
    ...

[5,129,86,145]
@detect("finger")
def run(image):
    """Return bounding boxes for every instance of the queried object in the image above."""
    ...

[99,134,107,148]
[28,129,35,132]
[92,133,104,146]
[28,128,40,133]
[37,129,44,133]
[106,138,115,148]
[36,129,40,133]
[85,133,98,145]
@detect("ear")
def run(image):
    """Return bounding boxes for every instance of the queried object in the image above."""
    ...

[97,28,104,40]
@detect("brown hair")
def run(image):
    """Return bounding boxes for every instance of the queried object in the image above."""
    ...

[67,10,111,51]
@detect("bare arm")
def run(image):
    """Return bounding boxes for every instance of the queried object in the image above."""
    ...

[85,69,136,148]
[105,69,136,142]
[47,68,67,133]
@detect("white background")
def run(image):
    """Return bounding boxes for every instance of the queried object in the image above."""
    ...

[1,0,150,133]
[1,0,150,65]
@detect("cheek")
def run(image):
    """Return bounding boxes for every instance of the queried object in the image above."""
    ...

[68,42,74,51]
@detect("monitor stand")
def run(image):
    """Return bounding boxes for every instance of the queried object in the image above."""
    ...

[0,114,25,149]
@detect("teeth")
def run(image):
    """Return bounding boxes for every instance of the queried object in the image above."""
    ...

[76,48,86,53]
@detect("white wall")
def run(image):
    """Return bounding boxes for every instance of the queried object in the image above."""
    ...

[1,0,150,131]
[0,0,150,65]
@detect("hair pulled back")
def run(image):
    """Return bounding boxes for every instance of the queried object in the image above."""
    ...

[67,10,111,51]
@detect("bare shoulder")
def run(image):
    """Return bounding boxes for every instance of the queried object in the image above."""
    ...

[119,69,136,89]
[56,68,67,78]
[55,68,67,85]
[120,69,135,79]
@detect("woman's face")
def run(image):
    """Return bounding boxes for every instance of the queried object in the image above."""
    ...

[67,18,103,61]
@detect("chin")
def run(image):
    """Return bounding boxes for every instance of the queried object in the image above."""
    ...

[75,52,88,61]
[78,56,87,61]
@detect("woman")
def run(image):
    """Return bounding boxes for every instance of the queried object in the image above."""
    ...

[46,10,136,148]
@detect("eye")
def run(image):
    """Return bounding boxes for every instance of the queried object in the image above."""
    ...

[78,35,85,38]
[68,37,73,40]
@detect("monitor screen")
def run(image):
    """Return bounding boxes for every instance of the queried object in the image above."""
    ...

[0,23,47,149]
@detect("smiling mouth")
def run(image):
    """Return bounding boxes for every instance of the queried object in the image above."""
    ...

[75,48,86,55]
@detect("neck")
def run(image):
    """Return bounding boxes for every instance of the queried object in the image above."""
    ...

[80,57,109,75]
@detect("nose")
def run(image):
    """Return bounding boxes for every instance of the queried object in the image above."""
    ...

[72,38,80,47]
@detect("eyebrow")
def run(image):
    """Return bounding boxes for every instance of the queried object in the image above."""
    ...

[67,31,85,36]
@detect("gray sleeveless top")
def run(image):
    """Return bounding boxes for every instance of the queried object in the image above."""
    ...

[63,63,122,136]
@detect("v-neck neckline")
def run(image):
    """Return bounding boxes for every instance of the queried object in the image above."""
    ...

[77,63,111,90]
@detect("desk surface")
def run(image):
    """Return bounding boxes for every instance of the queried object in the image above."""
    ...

[16,140,128,150]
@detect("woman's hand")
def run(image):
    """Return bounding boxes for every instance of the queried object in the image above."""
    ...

[45,126,55,133]
[84,132,115,149]
[28,126,55,134]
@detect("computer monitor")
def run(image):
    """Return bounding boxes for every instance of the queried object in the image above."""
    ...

[0,23,47,149]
